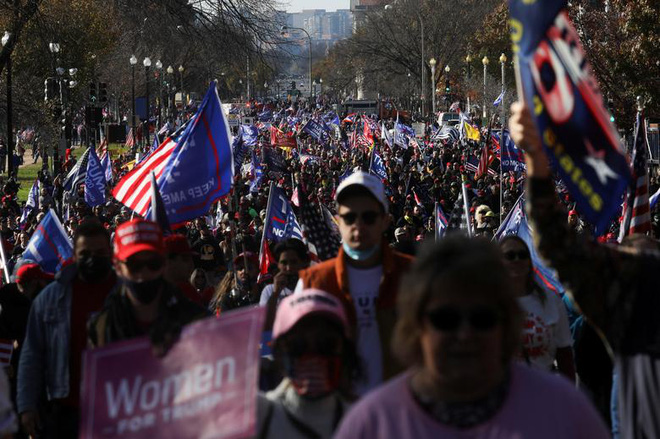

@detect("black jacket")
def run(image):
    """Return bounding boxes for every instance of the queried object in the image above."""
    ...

[88,280,208,348]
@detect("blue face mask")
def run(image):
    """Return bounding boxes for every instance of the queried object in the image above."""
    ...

[343,241,379,261]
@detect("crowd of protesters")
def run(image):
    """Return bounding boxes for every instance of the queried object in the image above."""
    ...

[0,94,655,438]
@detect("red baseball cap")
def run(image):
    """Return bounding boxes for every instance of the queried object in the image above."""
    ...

[113,219,164,261]
[273,289,349,340]
[164,234,194,255]
[16,264,54,285]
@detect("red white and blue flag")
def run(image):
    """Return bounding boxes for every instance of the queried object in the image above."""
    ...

[22,209,73,274]
[263,185,303,242]
[509,0,630,232]
[435,203,449,240]
[619,112,651,240]
[114,82,234,225]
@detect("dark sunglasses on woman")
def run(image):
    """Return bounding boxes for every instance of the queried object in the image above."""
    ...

[426,305,500,332]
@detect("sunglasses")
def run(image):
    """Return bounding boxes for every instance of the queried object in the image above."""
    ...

[426,306,500,332]
[503,250,530,261]
[125,257,164,273]
[338,211,381,226]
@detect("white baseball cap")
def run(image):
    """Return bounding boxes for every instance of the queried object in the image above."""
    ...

[335,171,388,213]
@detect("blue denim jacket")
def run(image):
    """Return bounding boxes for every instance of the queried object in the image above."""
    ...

[17,264,118,413]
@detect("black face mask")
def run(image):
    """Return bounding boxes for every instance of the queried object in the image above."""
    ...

[125,277,164,304]
[78,256,112,282]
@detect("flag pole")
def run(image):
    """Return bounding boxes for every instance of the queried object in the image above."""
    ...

[258,181,276,282]
[434,201,438,242]
[500,55,507,225]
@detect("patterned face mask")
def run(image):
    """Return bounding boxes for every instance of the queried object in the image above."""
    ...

[285,354,342,399]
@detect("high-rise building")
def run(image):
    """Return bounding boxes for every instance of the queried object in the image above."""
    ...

[285,9,353,43]
[350,0,387,31]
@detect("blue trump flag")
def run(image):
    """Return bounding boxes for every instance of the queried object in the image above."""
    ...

[149,81,234,225]
[495,195,564,295]
[100,152,113,183]
[22,209,73,273]
[84,148,106,207]
[240,125,259,147]
[20,180,40,225]
[370,149,388,180]
[262,148,287,174]
[493,130,526,173]
[264,185,303,242]
[509,0,630,231]
[302,118,329,143]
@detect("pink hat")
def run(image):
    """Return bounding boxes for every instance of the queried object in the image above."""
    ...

[273,289,349,339]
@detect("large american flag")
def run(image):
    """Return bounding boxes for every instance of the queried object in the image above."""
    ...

[112,135,178,216]
[619,112,651,240]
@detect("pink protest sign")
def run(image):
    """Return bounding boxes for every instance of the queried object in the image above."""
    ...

[80,307,264,439]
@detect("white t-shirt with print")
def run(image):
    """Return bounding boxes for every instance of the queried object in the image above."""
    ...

[259,284,293,306]
[518,291,573,371]
[346,264,383,396]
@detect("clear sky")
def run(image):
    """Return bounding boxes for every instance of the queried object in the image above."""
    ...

[284,0,350,12]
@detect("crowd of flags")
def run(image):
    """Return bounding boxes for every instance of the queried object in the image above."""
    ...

[15,0,657,280]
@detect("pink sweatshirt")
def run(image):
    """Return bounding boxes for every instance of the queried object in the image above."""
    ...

[334,363,609,439]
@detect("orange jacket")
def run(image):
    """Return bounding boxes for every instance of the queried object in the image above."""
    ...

[298,243,413,380]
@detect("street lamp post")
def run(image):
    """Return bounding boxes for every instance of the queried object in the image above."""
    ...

[178,65,184,115]
[2,32,12,175]
[264,81,268,99]
[482,55,489,121]
[312,80,317,98]
[465,54,472,113]
[48,42,64,173]
[167,65,174,120]
[429,58,437,116]
[143,57,151,147]
[65,69,76,152]
[155,60,162,130]
[281,25,313,99]
[130,55,137,151]
[319,78,323,96]
[444,65,450,111]
[499,52,507,222]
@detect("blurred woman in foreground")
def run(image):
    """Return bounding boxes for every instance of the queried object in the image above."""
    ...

[335,237,608,438]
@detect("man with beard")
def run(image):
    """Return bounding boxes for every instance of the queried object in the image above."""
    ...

[17,219,117,438]
[88,219,206,353]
